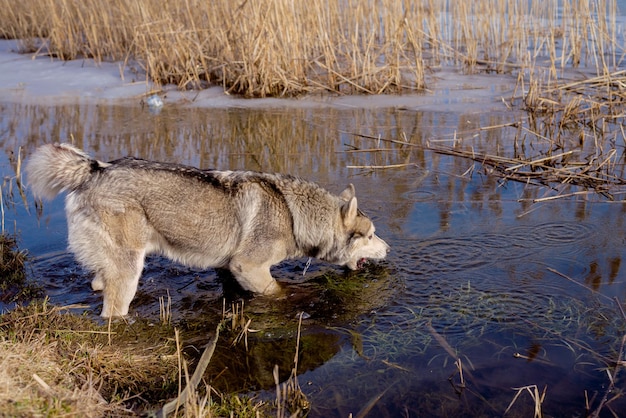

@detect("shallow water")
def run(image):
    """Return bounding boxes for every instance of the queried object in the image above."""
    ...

[1,99,626,417]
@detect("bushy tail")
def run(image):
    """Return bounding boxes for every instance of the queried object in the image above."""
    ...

[25,143,104,200]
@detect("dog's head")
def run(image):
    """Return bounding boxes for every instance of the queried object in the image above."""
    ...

[331,184,390,270]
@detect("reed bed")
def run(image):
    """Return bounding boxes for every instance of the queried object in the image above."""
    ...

[0,0,623,96]
[490,65,626,198]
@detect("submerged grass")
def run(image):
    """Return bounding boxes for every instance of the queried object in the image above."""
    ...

[0,0,623,97]
[337,280,626,416]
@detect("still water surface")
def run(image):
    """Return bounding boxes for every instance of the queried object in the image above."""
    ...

[1,100,625,417]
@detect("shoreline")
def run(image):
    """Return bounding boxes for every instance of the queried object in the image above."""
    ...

[0,40,514,113]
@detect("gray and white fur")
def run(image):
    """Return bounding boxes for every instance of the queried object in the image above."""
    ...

[26,143,390,317]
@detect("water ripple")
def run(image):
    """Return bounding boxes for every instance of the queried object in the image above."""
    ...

[402,190,437,202]
[393,221,595,280]
[508,221,595,248]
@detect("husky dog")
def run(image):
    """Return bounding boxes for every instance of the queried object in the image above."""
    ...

[26,143,390,317]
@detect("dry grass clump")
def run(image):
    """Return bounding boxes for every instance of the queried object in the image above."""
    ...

[0,336,106,417]
[429,143,626,199]
[0,302,147,417]
[0,232,42,304]
[0,299,309,417]
[0,301,196,416]
[0,0,622,97]
[352,119,626,201]
[502,66,626,199]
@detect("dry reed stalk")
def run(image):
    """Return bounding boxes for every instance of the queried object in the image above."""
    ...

[158,321,224,417]
[425,321,476,383]
[347,163,416,170]
[353,126,626,199]
[547,268,614,303]
[0,185,4,233]
[159,290,172,325]
[354,385,393,418]
[588,334,625,417]
[504,384,546,418]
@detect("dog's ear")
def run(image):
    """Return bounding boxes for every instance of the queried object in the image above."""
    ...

[341,196,358,227]
[339,184,355,201]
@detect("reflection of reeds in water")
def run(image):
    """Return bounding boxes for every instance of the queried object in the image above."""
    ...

[1,147,28,232]
[0,0,622,96]
[5,105,344,177]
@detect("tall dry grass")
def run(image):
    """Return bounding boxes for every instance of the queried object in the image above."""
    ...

[0,0,623,96]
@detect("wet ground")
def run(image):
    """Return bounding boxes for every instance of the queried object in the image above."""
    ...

[1,92,626,417]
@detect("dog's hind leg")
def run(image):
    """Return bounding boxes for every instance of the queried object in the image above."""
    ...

[67,201,149,317]
[98,249,146,318]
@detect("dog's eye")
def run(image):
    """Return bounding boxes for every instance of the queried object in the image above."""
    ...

[349,232,363,242]
[368,234,373,240]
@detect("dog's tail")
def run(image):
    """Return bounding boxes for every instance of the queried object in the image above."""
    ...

[25,143,107,200]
